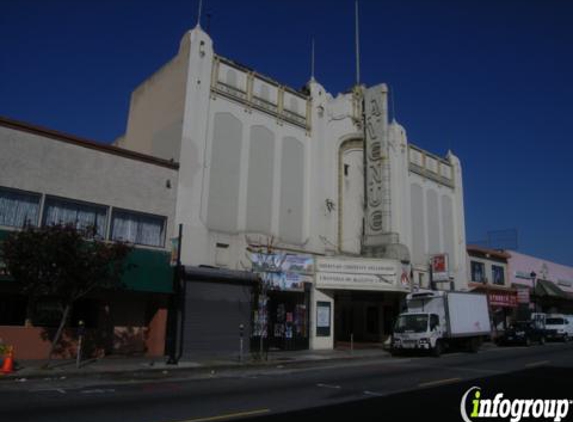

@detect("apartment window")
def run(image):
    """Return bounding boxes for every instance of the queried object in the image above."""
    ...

[492,265,505,286]
[471,261,486,283]
[43,196,107,238]
[110,209,165,247]
[0,187,41,228]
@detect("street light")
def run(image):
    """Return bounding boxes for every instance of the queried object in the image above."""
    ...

[530,271,537,313]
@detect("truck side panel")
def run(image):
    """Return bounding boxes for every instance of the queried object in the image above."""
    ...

[447,292,491,337]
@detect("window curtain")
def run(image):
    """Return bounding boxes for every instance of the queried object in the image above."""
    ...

[111,210,164,247]
[43,198,107,238]
[0,189,40,227]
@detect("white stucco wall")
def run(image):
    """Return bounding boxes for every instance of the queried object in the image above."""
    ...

[310,287,334,350]
[121,38,189,161]
[119,27,468,292]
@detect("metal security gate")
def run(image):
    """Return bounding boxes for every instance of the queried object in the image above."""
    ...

[182,280,253,359]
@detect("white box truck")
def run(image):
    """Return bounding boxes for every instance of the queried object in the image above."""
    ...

[391,290,491,357]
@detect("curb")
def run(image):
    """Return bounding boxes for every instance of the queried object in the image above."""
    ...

[0,352,392,383]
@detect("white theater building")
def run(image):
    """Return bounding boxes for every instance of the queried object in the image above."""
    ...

[116,24,467,353]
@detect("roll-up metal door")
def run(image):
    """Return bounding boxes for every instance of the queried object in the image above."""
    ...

[182,280,252,358]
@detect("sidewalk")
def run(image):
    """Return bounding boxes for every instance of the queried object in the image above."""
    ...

[0,346,393,382]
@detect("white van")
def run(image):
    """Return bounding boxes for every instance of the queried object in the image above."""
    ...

[545,314,573,342]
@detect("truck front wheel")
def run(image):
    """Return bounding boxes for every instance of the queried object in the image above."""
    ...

[390,348,402,357]
[432,341,443,357]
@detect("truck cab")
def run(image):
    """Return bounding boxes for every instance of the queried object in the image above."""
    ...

[392,312,443,352]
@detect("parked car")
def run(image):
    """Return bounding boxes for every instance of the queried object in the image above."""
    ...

[497,321,545,346]
[544,314,573,342]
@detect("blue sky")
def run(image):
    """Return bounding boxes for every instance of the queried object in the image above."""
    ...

[1,0,572,266]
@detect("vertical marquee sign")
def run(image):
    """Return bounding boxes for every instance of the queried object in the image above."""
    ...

[363,84,389,240]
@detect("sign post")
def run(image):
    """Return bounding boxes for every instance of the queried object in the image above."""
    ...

[76,320,85,369]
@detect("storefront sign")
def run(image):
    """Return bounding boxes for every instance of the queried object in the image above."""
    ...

[315,257,400,290]
[431,254,450,282]
[488,291,518,308]
[515,271,535,280]
[316,272,395,290]
[315,257,397,277]
[516,288,530,304]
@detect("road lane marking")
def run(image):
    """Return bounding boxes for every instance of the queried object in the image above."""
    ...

[174,409,270,422]
[80,388,116,394]
[418,377,462,388]
[316,383,341,389]
[442,353,464,358]
[407,363,499,375]
[525,360,550,368]
[364,390,385,397]
[31,388,67,394]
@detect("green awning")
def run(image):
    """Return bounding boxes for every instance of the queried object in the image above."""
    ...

[120,248,173,294]
[535,279,571,300]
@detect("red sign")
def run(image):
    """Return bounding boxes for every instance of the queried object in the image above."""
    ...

[432,255,446,272]
[431,254,449,281]
[488,291,518,308]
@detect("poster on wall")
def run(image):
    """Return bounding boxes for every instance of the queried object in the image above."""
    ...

[252,252,313,292]
[431,254,450,282]
[251,252,314,274]
[401,262,412,290]
[316,301,331,337]
[260,272,309,292]
[169,237,180,267]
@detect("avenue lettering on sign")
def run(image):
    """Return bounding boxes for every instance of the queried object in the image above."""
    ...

[364,84,389,235]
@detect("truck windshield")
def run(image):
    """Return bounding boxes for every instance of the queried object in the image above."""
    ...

[547,318,565,325]
[394,314,428,333]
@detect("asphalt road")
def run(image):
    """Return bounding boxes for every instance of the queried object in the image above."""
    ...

[2,342,573,422]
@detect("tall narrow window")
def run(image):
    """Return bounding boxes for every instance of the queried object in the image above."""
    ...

[492,265,505,285]
[111,209,165,247]
[0,187,41,228]
[43,196,107,238]
[470,261,486,283]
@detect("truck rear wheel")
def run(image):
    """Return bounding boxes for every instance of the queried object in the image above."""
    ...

[468,338,481,353]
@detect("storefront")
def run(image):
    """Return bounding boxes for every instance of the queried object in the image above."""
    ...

[508,251,573,315]
[251,252,313,351]
[180,267,257,359]
[311,256,410,350]
[469,283,518,334]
